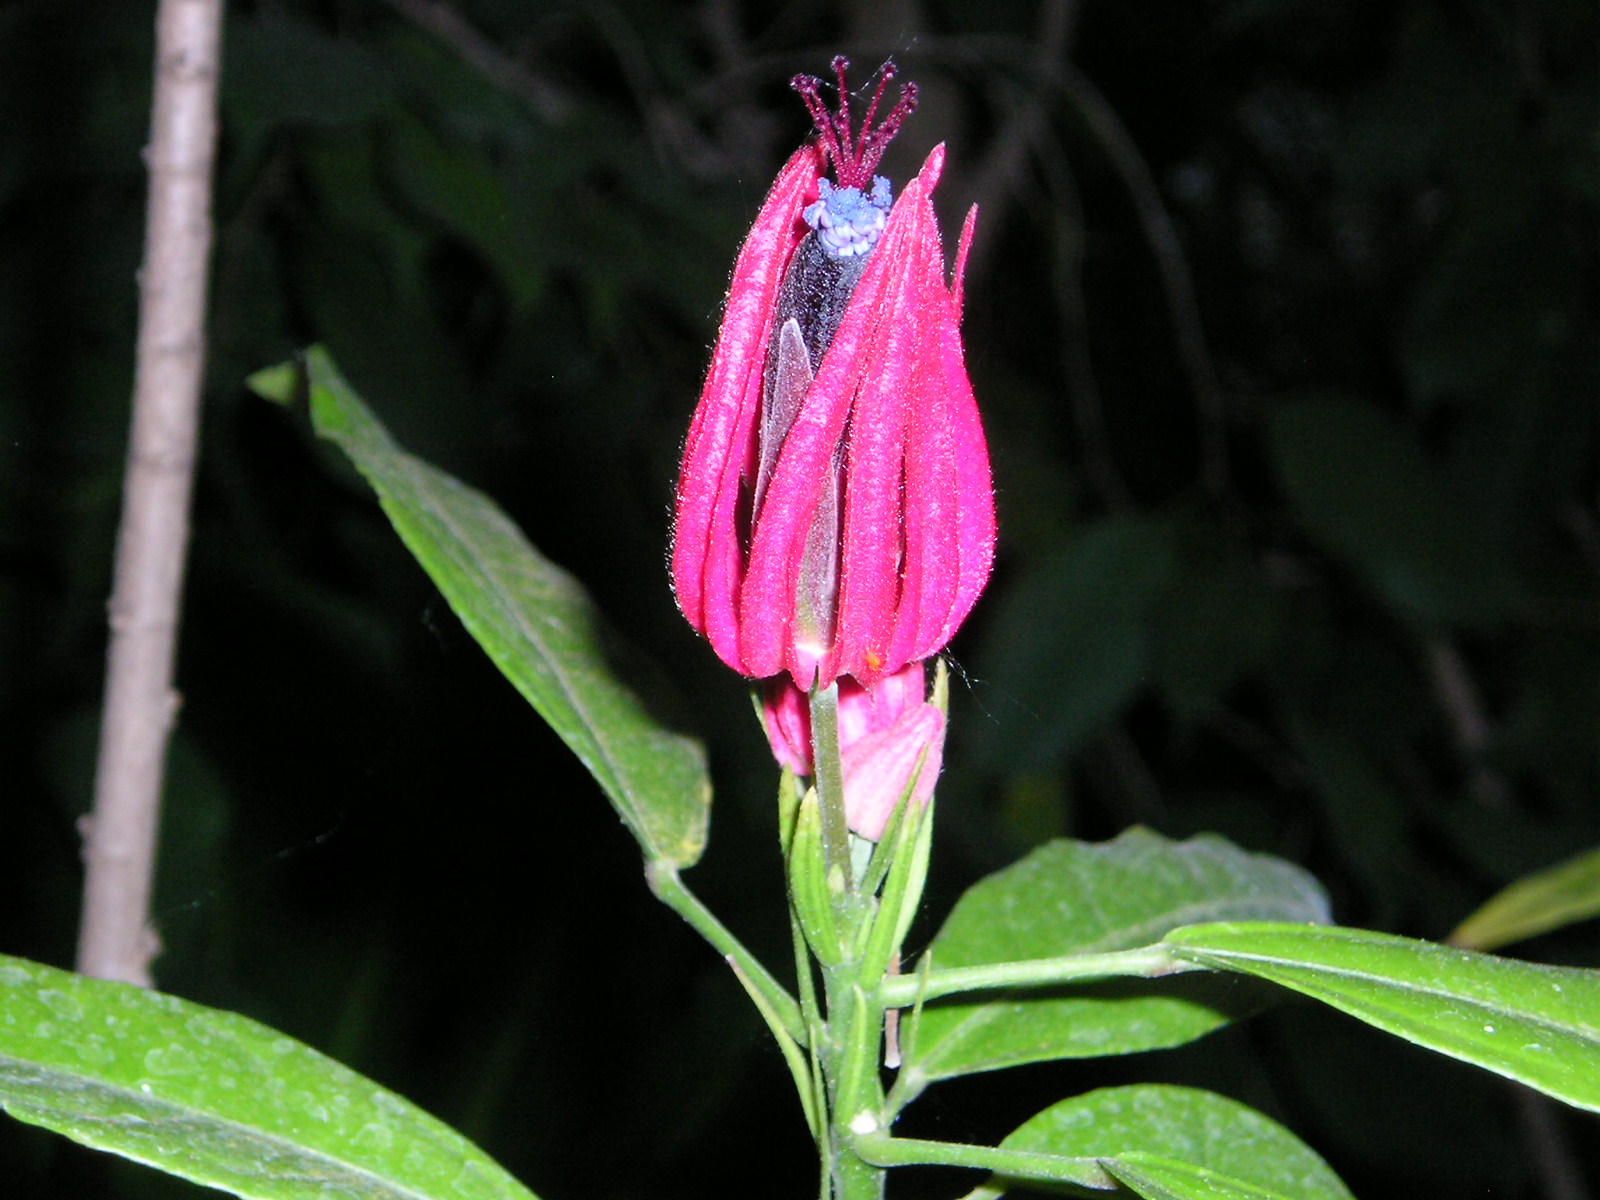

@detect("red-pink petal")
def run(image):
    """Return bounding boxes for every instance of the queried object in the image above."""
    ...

[675,138,992,690]
[672,146,822,672]
[736,207,901,682]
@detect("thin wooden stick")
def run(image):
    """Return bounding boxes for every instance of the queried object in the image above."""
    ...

[77,0,224,986]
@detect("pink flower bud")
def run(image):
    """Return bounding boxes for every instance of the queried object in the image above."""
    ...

[841,701,944,842]
[760,660,928,775]
[672,59,995,690]
[760,660,944,841]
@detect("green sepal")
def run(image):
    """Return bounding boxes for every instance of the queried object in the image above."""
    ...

[855,656,946,963]
[858,789,935,989]
[888,787,935,962]
[790,788,846,968]
[857,815,902,900]
[893,656,947,957]
[777,767,803,860]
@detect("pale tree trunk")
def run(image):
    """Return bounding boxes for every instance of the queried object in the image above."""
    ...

[77,0,224,986]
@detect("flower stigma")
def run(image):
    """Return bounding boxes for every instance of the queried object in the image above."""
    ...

[790,57,918,267]
[802,178,892,259]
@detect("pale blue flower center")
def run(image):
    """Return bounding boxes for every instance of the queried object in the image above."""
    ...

[802,176,894,259]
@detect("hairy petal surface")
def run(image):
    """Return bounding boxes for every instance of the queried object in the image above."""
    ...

[674,141,993,691]
[673,146,823,671]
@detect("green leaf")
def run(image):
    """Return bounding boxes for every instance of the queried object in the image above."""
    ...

[897,831,1329,1090]
[1450,846,1600,951]
[999,1085,1352,1200]
[385,113,545,309]
[1291,725,1409,910]
[1165,923,1600,1113]
[1104,1155,1301,1200]
[0,954,537,1200]
[253,349,711,868]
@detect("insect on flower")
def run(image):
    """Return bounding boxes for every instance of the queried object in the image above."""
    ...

[673,57,995,691]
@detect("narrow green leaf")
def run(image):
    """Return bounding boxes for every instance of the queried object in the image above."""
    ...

[898,831,1329,1090]
[1000,1085,1352,1200]
[1165,923,1600,1113]
[1450,846,1600,951]
[259,348,711,868]
[857,785,935,987]
[0,954,538,1200]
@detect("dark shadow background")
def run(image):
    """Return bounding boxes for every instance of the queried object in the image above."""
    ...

[1,1,1595,1197]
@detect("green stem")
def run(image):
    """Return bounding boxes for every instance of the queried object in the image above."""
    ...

[851,1133,1114,1190]
[830,1140,887,1200]
[818,951,892,1199]
[876,944,1194,1009]
[808,681,854,901]
[724,952,820,1140]
[828,979,882,1126]
[645,861,805,1042]
[788,905,830,1152]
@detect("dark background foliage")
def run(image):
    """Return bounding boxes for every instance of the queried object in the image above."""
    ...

[1,0,1595,1196]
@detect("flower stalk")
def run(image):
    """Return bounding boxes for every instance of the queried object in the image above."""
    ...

[808,681,855,904]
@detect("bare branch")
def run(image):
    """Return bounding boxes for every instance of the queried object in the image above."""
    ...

[77,0,223,986]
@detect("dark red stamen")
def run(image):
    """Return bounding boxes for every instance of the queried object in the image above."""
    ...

[791,56,919,190]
